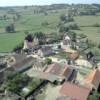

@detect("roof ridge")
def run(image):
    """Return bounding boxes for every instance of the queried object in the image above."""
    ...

[85,69,100,84]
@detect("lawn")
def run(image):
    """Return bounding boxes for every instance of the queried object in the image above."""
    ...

[0,12,60,52]
[74,27,100,43]
[73,15,100,43]
[74,15,100,26]
[0,32,25,52]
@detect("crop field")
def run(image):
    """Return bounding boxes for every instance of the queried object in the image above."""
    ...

[0,7,100,52]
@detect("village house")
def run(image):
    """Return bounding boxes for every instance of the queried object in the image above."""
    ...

[83,69,100,91]
[40,63,76,83]
[59,82,91,100]
[23,36,39,52]
[61,34,72,49]
[38,45,55,57]
[6,54,34,72]
[6,53,27,67]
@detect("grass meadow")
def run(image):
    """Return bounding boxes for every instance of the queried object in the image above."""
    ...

[0,8,100,52]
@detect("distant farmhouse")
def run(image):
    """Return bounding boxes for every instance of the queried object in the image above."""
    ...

[23,36,39,52]
[61,34,72,49]
[38,45,55,57]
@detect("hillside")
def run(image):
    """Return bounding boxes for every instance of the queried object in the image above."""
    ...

[0,4,100,52]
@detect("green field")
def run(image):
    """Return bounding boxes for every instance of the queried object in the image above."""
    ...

[74,16,100,43]
[0,13,60,52]
[0,7,100,52]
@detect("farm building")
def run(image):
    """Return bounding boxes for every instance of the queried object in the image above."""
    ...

[84,69,100,91]
[40,63,76,83]
[6,53,27,67]
[61,35,72,49]
[60,82,91,100]
[23,36,39,51]
[6,54,34,72]
[38,46,55,57]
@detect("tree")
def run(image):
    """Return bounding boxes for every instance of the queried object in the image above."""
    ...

[68,23,79,30]
[59,23,79,33]
[42,21,49,27]
[58,45,61,49]
[45,58,52,65]
[79,10,96,16]
[98,43,100,49]
[4,70,15,81]
[5,80,20,93]
[59,25,69,32]
[88,40,95,48]
[60,14,67,22]
[13,42,23,53]
[72,32,77,42]
[25,34,33,42]
[34,32,46,44]
[34,32,45,39]
[5,24,15,33]
[60,13,74,23]
[93,23,100,27]
[4,73,30,94]
[88,92,100,100]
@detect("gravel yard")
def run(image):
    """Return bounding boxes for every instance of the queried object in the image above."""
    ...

[36,84,61,100]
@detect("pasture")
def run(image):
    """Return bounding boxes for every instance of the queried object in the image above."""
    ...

[0,7,100,52]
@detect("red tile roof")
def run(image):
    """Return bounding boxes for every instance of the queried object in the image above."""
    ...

[84,69,100,89]
[45,63,73,77]
[45,63,62,75]
[60,65,73,77]
[60,82,91,100]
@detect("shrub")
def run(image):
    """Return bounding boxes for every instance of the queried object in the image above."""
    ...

[5,24,15,33]
[45,58,52,65]
[93,23,100,27]
[13,42,23,53]
[42,21,49,26]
